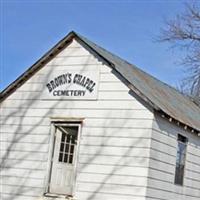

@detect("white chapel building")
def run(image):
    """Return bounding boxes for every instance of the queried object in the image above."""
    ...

[0,31,200,200]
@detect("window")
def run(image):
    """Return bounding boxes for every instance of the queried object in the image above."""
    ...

[174,134,188,185]
[57,126,78,164]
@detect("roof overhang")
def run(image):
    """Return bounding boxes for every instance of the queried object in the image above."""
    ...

[1,31,200,135]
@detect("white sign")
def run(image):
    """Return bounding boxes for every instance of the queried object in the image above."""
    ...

[42,68,99,100]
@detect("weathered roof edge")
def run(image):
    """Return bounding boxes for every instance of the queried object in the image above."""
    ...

[0,31,75,101]
[1,31,200,134]
[75,33,200,133]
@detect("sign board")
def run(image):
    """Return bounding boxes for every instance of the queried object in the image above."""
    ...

[42,67,100,100]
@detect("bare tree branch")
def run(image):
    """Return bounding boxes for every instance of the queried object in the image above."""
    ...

[158,2,200,105]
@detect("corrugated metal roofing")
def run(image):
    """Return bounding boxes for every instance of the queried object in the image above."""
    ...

[1,31,200,132]
[75,32,200,132]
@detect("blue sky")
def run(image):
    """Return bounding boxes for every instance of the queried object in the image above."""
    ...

[1,0,189,91]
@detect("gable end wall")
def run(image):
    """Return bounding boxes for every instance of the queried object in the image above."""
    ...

[0,39,154,200]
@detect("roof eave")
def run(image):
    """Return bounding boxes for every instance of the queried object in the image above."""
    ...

[1,31,199,135]
[0,31,76,102]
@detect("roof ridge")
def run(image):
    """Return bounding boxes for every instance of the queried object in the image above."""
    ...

[75,32,200,131]
[1,31,200,132]
[76,32,197,106]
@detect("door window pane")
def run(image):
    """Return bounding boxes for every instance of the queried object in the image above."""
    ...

[58,126,78,164]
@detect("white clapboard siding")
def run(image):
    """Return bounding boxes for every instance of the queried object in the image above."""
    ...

[187,145,200,155]
[46,55,99,66]
[147,187,199,200]
[56,46,91,57]
[1,124,50,134]
[149,159,175,174]
[26,72,121,84]
[151,129,177,146]
[76,192,146,200]
[78,154,150,167]
[1,117,153,129]
[185,170,200,181]
[1,142,49,154]
[77,164,149,177]
[100,73,121,82]
[1,168,45,179]
[1,116,152,127]
[79,145,150,157]
[81,127,152,138]
[80,136,151,148]
[42,63,110,72]
[1,91,139,100]
[0,159,47,170]
[1,108,153,119]
[77,173,148,186]
[2,185,43,197]
[146,114,200,200]
[148,178,200,193]
[187,153,200,165]
[83,118,153,128]
[1,133,50,144]
[0,194,38,200]
[0,39,154,200]
[1,99,148,110]
[76,182,147,196]
[1,176,44,188]
[17,82,129,92]
[186,162,200,172]
[184,178,200,189]
[150,139,176,156]
[149,149,176,165]
[0,150,47,161]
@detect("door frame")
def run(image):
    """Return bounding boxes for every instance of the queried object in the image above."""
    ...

[44,118,83,197]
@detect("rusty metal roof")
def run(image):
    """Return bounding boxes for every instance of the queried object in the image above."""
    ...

[1,31,200,132]
[76,33,200,132]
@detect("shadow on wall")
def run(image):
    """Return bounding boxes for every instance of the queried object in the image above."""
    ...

[0,51,152,200]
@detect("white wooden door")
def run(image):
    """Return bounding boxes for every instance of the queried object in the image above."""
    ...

[49,124,79,195]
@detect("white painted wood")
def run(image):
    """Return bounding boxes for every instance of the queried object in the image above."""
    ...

[1,194,38,200]
[1,108,153,118]
[80,137,151,148]
[0,159,47,170]
[1,117,153,128]
[46,56,99,66]
[16,82,129,92]
[76,192,146,200]
[79,145,150,157]
[56,46,91,57]
[81,127,152,138]
[1,176,44,187]
[146,113,200,200]
[77,163,149,176]
[1,168,45,179]
[1,124,50,134]
[0,141,49,152]
[26,72,121,84]
[77,172,148,186]
[49,125,80,195]
[2,99,148,110]
[1,133,50,143]
[0,38,155,200]
[0,150,47,161]
[78,154,150,167]
[2,185,44,196]
[76,182,147,196]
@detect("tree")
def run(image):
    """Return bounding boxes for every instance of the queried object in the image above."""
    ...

[158,2,200,105]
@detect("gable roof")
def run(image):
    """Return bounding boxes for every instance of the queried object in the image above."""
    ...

[1,31,200,133]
